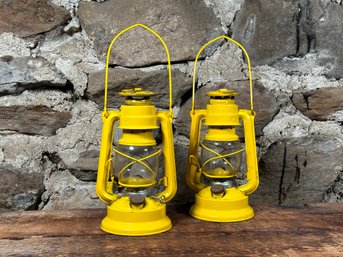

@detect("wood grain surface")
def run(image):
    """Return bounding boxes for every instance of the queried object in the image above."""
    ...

[0,203,342,257]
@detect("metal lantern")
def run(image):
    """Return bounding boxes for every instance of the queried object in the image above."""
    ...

[186,36,259,222]
[96,24,177,236]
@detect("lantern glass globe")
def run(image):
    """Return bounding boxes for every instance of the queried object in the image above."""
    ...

[200,139,242,178]
[113,144,159,189]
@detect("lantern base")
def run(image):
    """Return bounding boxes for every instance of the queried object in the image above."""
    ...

[101,197,172,236]
[190,187,254,222]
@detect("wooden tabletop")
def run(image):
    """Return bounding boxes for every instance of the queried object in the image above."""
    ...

[0,203,342,257]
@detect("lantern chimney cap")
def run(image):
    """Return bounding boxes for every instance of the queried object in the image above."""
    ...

[207,88,239,98]
[120,88,157,98]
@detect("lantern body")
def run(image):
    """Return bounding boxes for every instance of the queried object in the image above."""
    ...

[186,35,258,222]
[96,24,177,236]
[97,89,177,236]
[186,88,259,222]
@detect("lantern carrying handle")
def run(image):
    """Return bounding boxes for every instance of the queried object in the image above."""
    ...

[103,23,173,115]
[191,36,254,114]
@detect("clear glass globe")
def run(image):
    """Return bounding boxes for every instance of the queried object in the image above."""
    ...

[113,145,159,188]
[200,139,242,178]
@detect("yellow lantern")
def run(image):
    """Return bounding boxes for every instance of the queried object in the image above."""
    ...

[96,24,177,236]
[186,36,259,222]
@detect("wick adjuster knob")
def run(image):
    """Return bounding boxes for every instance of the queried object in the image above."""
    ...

[130,195,146,206]
[211,184,225,195]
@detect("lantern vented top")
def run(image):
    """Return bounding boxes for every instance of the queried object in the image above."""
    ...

[207,88,239,98]
[204,88,241,127]
[120,88,157,98]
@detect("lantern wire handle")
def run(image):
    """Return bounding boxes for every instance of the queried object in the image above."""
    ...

[104,23,173,115]
[191,36,254,114]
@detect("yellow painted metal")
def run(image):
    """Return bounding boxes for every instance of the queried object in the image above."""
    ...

[205,88,241,127]
[186,109,206,192]
[118,104,159,130]
[101,197,171,236]
[96,24,177,236]
[119,87,156,97]
[186,36,259,222]
[237,109,259,195]
[97,110,120,203]
[118,131,156,146]
[190,187,254,222]
[155,111,177,202]
[117,87,159,130]
[204,127,239,141]
[207,88,239,97]
[204,101,240,126]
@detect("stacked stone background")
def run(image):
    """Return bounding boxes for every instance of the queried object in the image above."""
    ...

[0,0,342,211]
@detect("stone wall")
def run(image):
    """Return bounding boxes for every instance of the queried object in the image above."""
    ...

[0,0,342,211]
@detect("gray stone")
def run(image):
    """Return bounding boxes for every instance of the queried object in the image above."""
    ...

[0,33,32,58]
[261,110,311,147]
[0,58,67,96]
[300,0,343,78]
[0,90,73,113]
[0,60,27,95]
[292,87,343,121]
[272,53,337,77]
[175,80,279,137]
[39,32,105,97]
[0,99,102,211]
[196,42,248,86]
[232,0,298,66]
[204,0,245,32]
[0,165,44,211]
[40,170,104,210]
[87,67,192,109]
[51,0,80,13]
[45,100,102,176]
[0,0,70,37]
[171,138,194,204]
[0,134,45,174]
[232,0,343,78]
[69,150,99,181]
[0,106,72,136]
[251,136,343,206]
[78,0,223,67]
[324,171,343,203]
